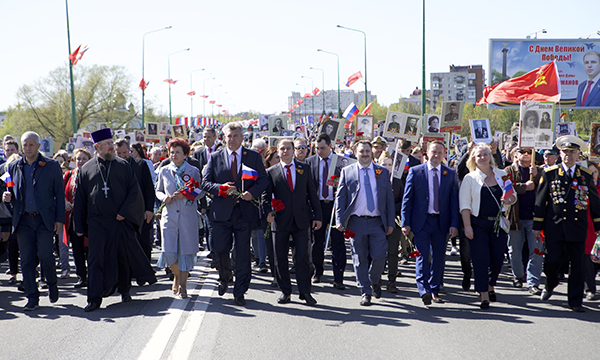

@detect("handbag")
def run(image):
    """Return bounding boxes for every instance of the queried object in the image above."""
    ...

[591,236,600,264]
[484,181,510,234]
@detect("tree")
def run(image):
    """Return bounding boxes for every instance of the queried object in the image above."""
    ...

[3,64,139,147]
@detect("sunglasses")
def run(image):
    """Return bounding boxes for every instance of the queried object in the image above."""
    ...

[518,149,532,154]
[295,145,308,150]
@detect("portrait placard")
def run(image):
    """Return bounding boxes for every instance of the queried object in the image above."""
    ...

[356,115,374,139]
[326,154,356,185]
[160,122,170,136]
[556,122,576,137]
[382,111,404,138]
[170,125,185,139]
[518,101,555,149]
[269,115,287,137]
[146,122,159,139]
[424,114,441,134]
[40,137,54,157]
[440,101,463,132]
[470,119,492,143]
[319,118,342,142]
[268,136,293,148]
[392,141,408,180]
[590,123,600,157]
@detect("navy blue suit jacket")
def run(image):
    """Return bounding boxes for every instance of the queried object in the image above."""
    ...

[335,163,395,230]
[576,78,600,107]
[401,163,459,234]
[7,154,65,231]
[202,146,268,222]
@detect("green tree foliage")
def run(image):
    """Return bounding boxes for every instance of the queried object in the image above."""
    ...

[3,64,139,147]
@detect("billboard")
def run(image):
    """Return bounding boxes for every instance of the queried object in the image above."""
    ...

[489,39,600,108]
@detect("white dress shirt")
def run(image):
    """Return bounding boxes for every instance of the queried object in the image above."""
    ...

[352,163,380,217]
[427,163,442,214]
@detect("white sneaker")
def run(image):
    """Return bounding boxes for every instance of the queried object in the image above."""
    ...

[60,270,70,279]
[450,247,459,256]
[586,292,596,301]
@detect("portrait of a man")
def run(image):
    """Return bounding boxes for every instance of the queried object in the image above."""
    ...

[387,114,401,133]
[444,102,459,123]
[576,51,600,107]
[473,120,488,139]
[404,117,418,135]
[147,123,158,136]
[320,120,339,139]
[357,116,373,139]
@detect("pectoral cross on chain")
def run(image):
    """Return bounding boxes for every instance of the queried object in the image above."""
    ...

[102,183,110,198]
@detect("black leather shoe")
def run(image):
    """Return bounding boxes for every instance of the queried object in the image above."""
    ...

[432,295,445,304]
[121,293,132,303]
[333,282,346,290]
[234,295,246,306]
[421,293,432,306]
[218,281,228,296]
[462,276,471,291]
[488,290,497,302]
[360,294,372,306]
[299,293,317,306]
[8,277,16,285]
[277,293,291,304]
[24,299,39,311]
[540,288,553,301]
[372,284,382,299]
[49,284,59,303]
[569,305,585,313]
[312,275,321,284]
[480,300,490,309]
[84,302,100,312]
[74,279,87,288]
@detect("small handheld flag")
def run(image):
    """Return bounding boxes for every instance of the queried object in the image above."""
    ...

[1,172,14,187]
[502,179,515,200]
[241,164,259,180]
[345,71,363,87]
[342,102,359,122]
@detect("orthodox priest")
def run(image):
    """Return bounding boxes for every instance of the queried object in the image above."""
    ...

[73,128,156,312]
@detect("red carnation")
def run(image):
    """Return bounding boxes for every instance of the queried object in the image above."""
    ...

[356,132,364,136]
[271,199,285,212]
[330,174,340,180]
[219,185,229,191]
[343,229,355,239]
[218,190,228,197]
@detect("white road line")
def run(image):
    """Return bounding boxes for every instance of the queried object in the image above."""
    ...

[168,271,218,360]
[137,257,212,360]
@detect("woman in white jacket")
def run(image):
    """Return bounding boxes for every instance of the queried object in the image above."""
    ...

[459,143,516,309]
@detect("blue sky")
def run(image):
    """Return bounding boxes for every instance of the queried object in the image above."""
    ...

[1,0,597,117]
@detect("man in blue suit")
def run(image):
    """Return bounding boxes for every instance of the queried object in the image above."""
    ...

[335,140,395,306]
[3,131,65,311]
[202,122,268,306]
[401,141,459,305]
[576,51,600,107]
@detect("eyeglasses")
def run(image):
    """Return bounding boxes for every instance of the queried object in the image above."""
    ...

[295,145,308,150]
[518,149,532,154]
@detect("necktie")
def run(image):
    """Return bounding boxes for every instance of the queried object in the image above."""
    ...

[582,80,594,106]
[363,168,375,212]
[568,168,572,180]
[432,167,440,213]
[322,158,329,198]
[285,164,294,192]
[231,151,238,179]
[208,147,212,154]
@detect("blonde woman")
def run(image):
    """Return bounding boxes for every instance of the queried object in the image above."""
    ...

[459,144,516,309]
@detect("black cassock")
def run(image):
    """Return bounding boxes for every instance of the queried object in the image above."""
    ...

[73,156,156,303]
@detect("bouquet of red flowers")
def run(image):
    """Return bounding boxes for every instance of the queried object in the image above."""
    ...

[343,229,355,239]
[406,235,421,258]
[533,231,546,255]
[218,184,261,207]
[265,198,285,238]
[329,174,340,188]
[155,178,200,217]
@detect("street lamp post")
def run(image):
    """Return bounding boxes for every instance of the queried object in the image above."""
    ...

[168,48,190,124]
[296,83,305,121]
[203,77,215,117]
[337,25,368,108]
[317,49,341,118]
[211,85,222,116]
[310,67,325,115]
[189,68,205,119]
[422,0,426,116]
[142,25,172,128]
[65,0,77,133]
[301,75,314,121]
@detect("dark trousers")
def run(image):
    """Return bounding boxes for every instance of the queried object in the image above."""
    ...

[312,201,346,283]
[7,233,19,275]
[274,220,311,295]
[544,237,585,307]
[459,225,472,278]
[211,206,252,297]
[69,226,88,281]
[387,225,401,282]
[138,220,152,262]
[413,215,446,296]
[16,214,57,301]
[469,216,506,293]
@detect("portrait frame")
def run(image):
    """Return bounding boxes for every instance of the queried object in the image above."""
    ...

[326,154,356,185]
[470,118,492,144]
[440,101,464,132]
[355,115,374,140]
[134,130,146,143]
[269,115,287,137]
[382,111,405,139]
[319,118,342,142]
[518,100,555,149]
[591,123,600,157]
[422,114,442,136]
[268,136,293,148]
[146,122,160,139]
[392,141,408,180]
[170,125,185,139]
[556,122,576,137]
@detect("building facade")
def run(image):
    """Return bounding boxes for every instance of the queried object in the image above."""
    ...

[288,89,377,116]
[430,65,485,110]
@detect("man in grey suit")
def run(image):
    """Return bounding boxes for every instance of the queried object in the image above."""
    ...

[335,140,395,306]
[3,131,65,311]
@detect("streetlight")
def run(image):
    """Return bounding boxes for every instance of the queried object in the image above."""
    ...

[301,75,314,121]
[168,48,190,124]
[337,25,368,109]
[296,83,306,119]
[189,68,205,119]
[203,77,215,117]
[142,25,172,127]
[211,84,222,116]
[317,49,341,118]
[526,29,547,39]
[310,67,325,115]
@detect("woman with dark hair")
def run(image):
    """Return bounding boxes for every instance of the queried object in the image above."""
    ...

[156,138,202,298]
[131,142,156,182]
[263,146,280,168]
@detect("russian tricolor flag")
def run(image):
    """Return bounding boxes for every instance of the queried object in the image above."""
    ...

[343,102,359,122]
[1,172,14,187]
[181,184,202,201]
[502,179,515,200]
[241,164,258,180]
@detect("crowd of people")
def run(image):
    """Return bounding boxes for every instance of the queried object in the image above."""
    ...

[0,119,598,313]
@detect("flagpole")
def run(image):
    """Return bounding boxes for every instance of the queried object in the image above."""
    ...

[421,0,426,116]
[318,49,341,118]
[336,25,368,108]
[65,0,77,134]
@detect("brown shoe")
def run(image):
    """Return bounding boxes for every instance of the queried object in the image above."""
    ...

[386,282,398,293]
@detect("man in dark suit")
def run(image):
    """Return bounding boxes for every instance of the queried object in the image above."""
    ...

[115,139,156,264]
[193,127,219,172]
[265,139,322,305]
[306,134,347,289]
[401,141,460,305]
[576,51,600,107]
[202,122,268,306]
[3,131,65,311]
[533,135,600,312]
[335,140,395,306]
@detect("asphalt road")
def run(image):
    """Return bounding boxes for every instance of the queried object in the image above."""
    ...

[1,246,598,360]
